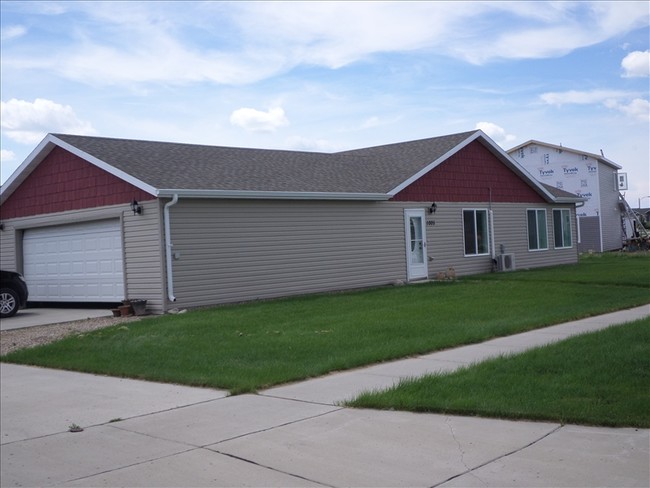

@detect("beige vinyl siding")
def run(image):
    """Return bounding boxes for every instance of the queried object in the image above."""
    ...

[168,199,408,309]
[122,200,166,313]
[424,202,493,277]
[168,199,579,311]
[492,202,578,269]
[0,223,18,271]
[599,165,622,251]
[425,202,578,276]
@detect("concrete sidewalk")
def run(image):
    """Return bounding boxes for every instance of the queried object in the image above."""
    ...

[1,305,649,487]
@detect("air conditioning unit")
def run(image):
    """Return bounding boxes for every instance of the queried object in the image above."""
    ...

[496,253,516,272]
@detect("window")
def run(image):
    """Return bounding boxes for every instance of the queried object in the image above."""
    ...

[463,209,489,256]
[553,209,572,248]
[527,209,548,251]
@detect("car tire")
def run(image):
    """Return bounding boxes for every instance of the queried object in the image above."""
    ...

[0,287,20,318]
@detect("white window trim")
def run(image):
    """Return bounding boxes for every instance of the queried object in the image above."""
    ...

[527,208,549,252]
[553,208,573,249]
[463,208,490,257]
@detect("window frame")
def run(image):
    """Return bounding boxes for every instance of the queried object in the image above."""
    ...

[463,208,490,257]
[527,208,548,251]
[553,208,573,249]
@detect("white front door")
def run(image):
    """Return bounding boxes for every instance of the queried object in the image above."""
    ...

[404,209,428,281]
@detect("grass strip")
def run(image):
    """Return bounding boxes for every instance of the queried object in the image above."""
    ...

[465,251,650,287]
[347,318,650,427]
[2,253,649,394]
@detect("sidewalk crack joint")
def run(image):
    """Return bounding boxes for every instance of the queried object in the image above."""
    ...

[432,424,564,488]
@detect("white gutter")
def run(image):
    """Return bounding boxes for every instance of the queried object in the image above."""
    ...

[577,215,582,244]
[156,189,389,201]
[164,194,179,303]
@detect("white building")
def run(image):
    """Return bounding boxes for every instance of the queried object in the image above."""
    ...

[508,140,624,253]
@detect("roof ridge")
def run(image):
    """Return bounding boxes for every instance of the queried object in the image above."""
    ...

[52,133,333,157]
[335,129,479,155]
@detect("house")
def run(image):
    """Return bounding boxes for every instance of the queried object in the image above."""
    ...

[0,130,583,314]
[508,140,625,253]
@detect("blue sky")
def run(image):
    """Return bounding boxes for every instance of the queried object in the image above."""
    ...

[1,1,649,205]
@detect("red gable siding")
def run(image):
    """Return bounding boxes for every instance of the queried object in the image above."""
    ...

[1,147,155,219]
[392,140,545,203]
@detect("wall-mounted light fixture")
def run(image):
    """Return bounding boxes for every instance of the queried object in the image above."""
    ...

[429,202,437,214]
[130,199,143,215]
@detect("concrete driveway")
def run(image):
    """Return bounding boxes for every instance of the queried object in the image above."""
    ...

[1,307,113,331]
[1,305,649,487]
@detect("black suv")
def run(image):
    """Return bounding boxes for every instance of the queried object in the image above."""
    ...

[0,270,29,318]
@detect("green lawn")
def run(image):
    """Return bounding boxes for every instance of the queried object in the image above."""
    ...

[347,317,650,427]
[2,253,649,394]
[466,251,650,287]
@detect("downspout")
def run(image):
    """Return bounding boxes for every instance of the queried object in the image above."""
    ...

[575,202,584,244]
[164,194,179,303]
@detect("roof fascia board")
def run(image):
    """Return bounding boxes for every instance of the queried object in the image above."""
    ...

[387,130,482,196]
[508,140,622,169]
[49,135,159,196]
[156,189,389,201]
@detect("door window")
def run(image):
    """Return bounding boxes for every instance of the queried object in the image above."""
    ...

[410,216,424,264]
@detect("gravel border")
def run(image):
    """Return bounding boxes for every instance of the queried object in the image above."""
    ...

[0,316,142,356]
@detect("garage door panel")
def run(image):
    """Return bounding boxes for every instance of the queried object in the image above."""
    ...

[23,220,124,302]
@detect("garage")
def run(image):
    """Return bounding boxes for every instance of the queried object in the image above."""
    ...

[23,220,124,302]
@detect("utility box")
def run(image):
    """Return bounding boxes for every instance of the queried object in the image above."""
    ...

[496,253,516,272]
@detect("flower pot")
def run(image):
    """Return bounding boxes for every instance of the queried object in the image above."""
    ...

[118,305,132,317]
[130,299,148,316]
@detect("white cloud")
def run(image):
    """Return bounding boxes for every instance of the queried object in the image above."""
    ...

[0,98,95,144]
[0,149,19,185]
[359,115,403,130]
[539,90,629,106]
[236,1,650,67]
[540,89,649,122]
[361,116,382,130]
[1,25,27,41]
[604,98,650,122]
[475,122,516,145]
[622,50,650,78]
[0,149,16,162]
[285,136,341,153]
[2,2,648,87]
[229,107,289,132]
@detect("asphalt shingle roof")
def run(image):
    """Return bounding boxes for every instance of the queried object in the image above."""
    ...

[53,131,478,194]
[539,182,585,200]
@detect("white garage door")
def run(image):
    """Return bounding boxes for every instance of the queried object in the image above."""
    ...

[23,220,124,302]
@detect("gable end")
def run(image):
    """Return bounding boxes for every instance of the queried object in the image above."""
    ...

[1,147,155,219]
[392,140,545,203]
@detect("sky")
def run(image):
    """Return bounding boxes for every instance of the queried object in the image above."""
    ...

[1,1,649,206]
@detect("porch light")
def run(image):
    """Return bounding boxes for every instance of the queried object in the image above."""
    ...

[429,202,437,214]
[130,199,143,215]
